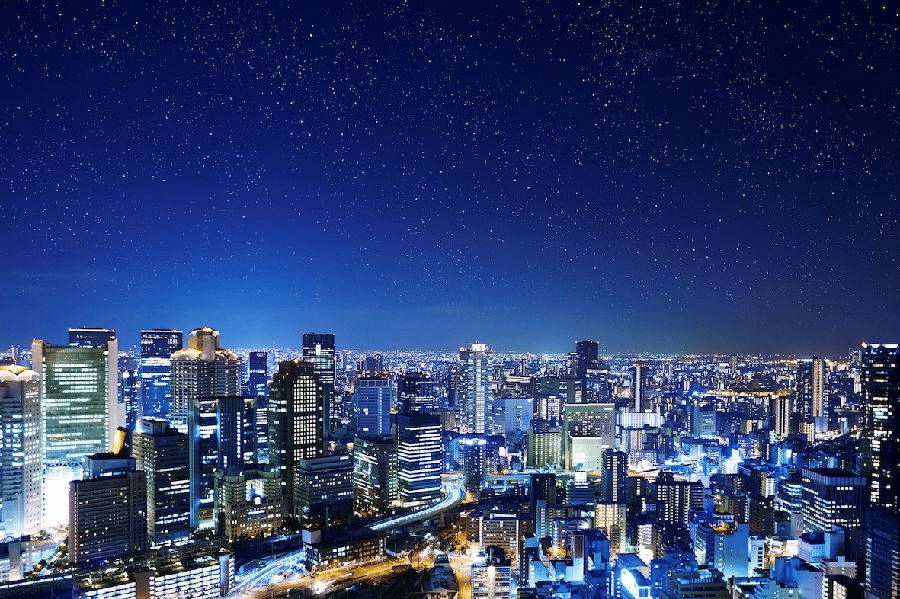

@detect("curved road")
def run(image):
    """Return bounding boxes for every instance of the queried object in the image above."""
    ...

[230,474,465,596]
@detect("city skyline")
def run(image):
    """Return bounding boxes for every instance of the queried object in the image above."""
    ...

[2,2,897,355]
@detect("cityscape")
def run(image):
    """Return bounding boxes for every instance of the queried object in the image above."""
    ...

[0,333,898,599]
[1,2,899,599]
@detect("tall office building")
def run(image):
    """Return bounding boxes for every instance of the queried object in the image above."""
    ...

[865,507,900,599]
[188,395,256,528]
[600,449,628,504]
[294,454,354,527]
[244,351,270,463]
[268,360,326,516]
[302,333,335,435]
[575,340,600,378]
[633,360,647,412]
[170,327,240,434]
[396,412,442,508]
[139,329,182,419]
[32,336,119,467]
[132,417,190,545]
[68,327,116,348]
[800,468,867,532]
[655,472,704,530]
[353,374,395,437]
[397,372,437,413]
[352,435,398,517]
[119,354,140,430]
[459,342,493,435]
[0,365,42,537]
[860,343,900,510]
[797,357,828,424]
[69,453,148,565]
[772,393,794,439]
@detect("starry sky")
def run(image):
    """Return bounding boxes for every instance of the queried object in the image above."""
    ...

[1,1,898,356]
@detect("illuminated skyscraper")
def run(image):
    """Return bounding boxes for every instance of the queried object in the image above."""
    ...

[772,393,794,440]
[860,343,900,510]
[633,360,647,412]
[801,468,867,532]
[68,453,147,565]
[575,340,600,378]
[244,351,269,463]
[797,357,828,426]
[459,342,493,435]
[32,336,119,467]
[268,360,325,516]
[188,395,256,528]
[397,371,437,413]
[170,327,240,434]
[0,365,42,537]
[139,329,183,419]
[352,435,397,517]
[302,333,335,435]
[353,374,395,437]
[132,418,190,544]
[396,412,442,508]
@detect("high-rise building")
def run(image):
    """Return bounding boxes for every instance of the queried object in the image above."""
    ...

[352,435,398,517]
[244,351,269,462]
[294,454,354,528]
[0,365,42,537]
[32,336,120,468]
[68,328,116,348]
[119,354,140,430]
[865,507,900,599]
[797,357,828,425]
[268,360,325,517]
[397,372,437,413]
[655,472,704,530]
[575,340,600,378]
[170,327,240,434]
[353,374,395,437]
[302,333,336,436]
[562,402,615,470]
[633,360,647,412]
[772,393,794,439]
[188,395,256,528]
[132,417,190,545]
[801,468,867,532]
[459,343,493,435]
[139,329,182,420]
[860,343,900,510]
[69,453,148,565]
[396,412,442,508]
[213,467,281,541]
[600,449,628,504]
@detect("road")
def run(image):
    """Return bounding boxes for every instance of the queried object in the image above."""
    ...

[229,474,465,597]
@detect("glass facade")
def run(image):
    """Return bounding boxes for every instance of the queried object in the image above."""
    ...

[139,329,183,420]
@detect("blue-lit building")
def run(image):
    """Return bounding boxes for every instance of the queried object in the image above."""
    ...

[396,412,442,508]
[353,374,395,437]
[139,329,182,419]
[243,351,269,462]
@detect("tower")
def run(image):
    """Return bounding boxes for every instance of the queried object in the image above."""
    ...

[353,374,395,437]
[268,360,325,516]
[633,360,647,412]
[139,329,183,419]
[860,343,900,510]
[132,417,190,544]
[575,340,600,378]
[0,365,42,537]
[396,412,442,508]
[170,327,240,434]
[302,333,335,436]
[459,342,493,435]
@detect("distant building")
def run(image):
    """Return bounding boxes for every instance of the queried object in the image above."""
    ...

[575,340,600,378]
[139,329,182,420]
[397,372,437,413]
[0,365,41,538]
[633,360,647,412]
[459,343,493,435]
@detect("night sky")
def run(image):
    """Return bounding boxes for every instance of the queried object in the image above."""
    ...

[1,1,898,355]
